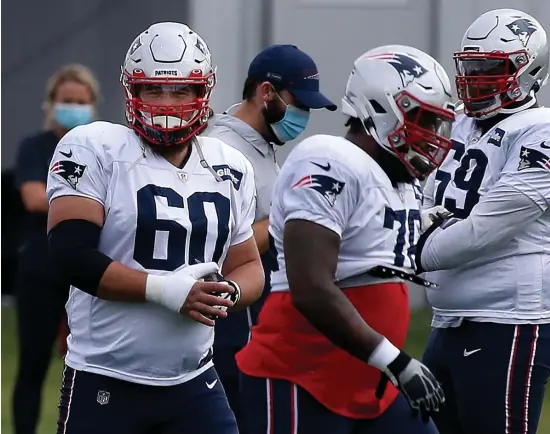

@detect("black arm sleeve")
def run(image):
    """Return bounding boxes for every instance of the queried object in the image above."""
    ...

[48,219,113,296]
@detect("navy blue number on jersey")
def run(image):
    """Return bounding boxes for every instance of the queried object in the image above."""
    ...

[134,185,230,271]
[434,140,488,219]
[384,207,421,268]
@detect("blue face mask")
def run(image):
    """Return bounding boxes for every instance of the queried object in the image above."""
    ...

[269,98,310,143]
[54,103,94,129]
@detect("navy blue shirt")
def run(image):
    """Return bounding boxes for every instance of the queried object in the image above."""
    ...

[15,130,59,277]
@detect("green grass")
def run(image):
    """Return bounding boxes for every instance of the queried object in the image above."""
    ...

[1,307,548,433]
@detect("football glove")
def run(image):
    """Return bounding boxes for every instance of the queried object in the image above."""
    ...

[420,206,451,234]
[145,262,221,313]
[371,338,445,422]
[202,270,241,318]
[415,208,458,274]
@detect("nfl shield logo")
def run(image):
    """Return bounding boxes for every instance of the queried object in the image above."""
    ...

[97,390,110,405]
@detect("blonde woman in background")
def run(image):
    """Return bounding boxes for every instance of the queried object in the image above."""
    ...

[13,64,100,434]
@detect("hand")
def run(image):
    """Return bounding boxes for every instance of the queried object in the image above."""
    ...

[415,208,457,274]
[371,338,444,422]
[420,206,451,233]
[145,262,235,326]
[181,280,236,326]
[202,270,242,317]
[383,353,445,422]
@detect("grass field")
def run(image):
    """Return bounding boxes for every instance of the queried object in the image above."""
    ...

[2,306,549,433]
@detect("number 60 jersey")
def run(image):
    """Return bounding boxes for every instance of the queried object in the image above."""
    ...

[46,121,256,386]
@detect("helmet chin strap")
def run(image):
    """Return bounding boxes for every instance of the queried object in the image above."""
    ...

[193,137,223,182]
[471,90,538,119]
[499,93,537,114]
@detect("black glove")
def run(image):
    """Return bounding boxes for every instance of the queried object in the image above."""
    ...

[415,209,456,274]
[376,351,445,422]
[202,270,241,318]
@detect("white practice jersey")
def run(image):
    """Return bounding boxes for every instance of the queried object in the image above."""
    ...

[423,108,550,322]
[269,134,423,292]
[47,122,256,385]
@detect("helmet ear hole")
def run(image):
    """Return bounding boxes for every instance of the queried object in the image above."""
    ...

[369,99,387,114]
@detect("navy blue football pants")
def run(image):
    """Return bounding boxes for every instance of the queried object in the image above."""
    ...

[239,373,439,434]
[422,321,550,434]
[56,365,237,434]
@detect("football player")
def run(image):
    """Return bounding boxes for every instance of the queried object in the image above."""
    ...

[46,22,264,434]
[236,45,455,434]
[417,9,550,434]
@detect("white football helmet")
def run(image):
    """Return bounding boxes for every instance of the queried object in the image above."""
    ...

[121,22,216,146]
[455,9,549,119]
[342,45,455,178]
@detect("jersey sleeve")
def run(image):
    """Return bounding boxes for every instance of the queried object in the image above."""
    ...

[420,176,545,271]
[47,125,109,206]
[422,171,437,209]
[276,157,355,237]
[231,157,257,246]
[502,129,550,210]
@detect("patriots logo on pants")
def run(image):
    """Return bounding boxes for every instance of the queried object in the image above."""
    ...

[292,174,345,207]
[506,18,538,47]
[518,145,550,172]
[50,160,87,190]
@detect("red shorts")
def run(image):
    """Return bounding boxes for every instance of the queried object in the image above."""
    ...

[236,282,410,419]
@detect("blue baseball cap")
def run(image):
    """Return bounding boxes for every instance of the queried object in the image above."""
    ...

[247,44,337,111]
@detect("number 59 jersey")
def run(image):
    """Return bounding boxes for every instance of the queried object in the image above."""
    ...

[269,134,423,293]
[47,121,256,386]
[423,108,550,321]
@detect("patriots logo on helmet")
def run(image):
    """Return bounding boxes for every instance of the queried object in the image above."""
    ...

[292,174,345,207]
[518,145,550,172]
[366,53,428,87]
[129,37,143,56]
[195,37,209,57]
[50,160,87,190]
[506,18,538,47]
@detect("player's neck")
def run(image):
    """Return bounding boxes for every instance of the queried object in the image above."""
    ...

[345,130,413,184]
[345,130,378,158]
[234,101,273,142]
[158,141,192,169]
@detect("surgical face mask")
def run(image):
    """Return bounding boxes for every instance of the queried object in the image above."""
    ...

[266,95,310,143]
[54,103,94,129]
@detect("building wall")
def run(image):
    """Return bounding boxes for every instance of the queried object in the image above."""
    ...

[1,0,189,167]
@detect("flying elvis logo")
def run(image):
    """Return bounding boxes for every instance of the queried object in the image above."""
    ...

[518,145,550,172]
[293,174,345,207]
[50,160,87,190]
[364,53,427,87]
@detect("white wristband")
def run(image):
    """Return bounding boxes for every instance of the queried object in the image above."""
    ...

[368,337,401,371]
[145,275,166,305]
[145,274,194,313]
